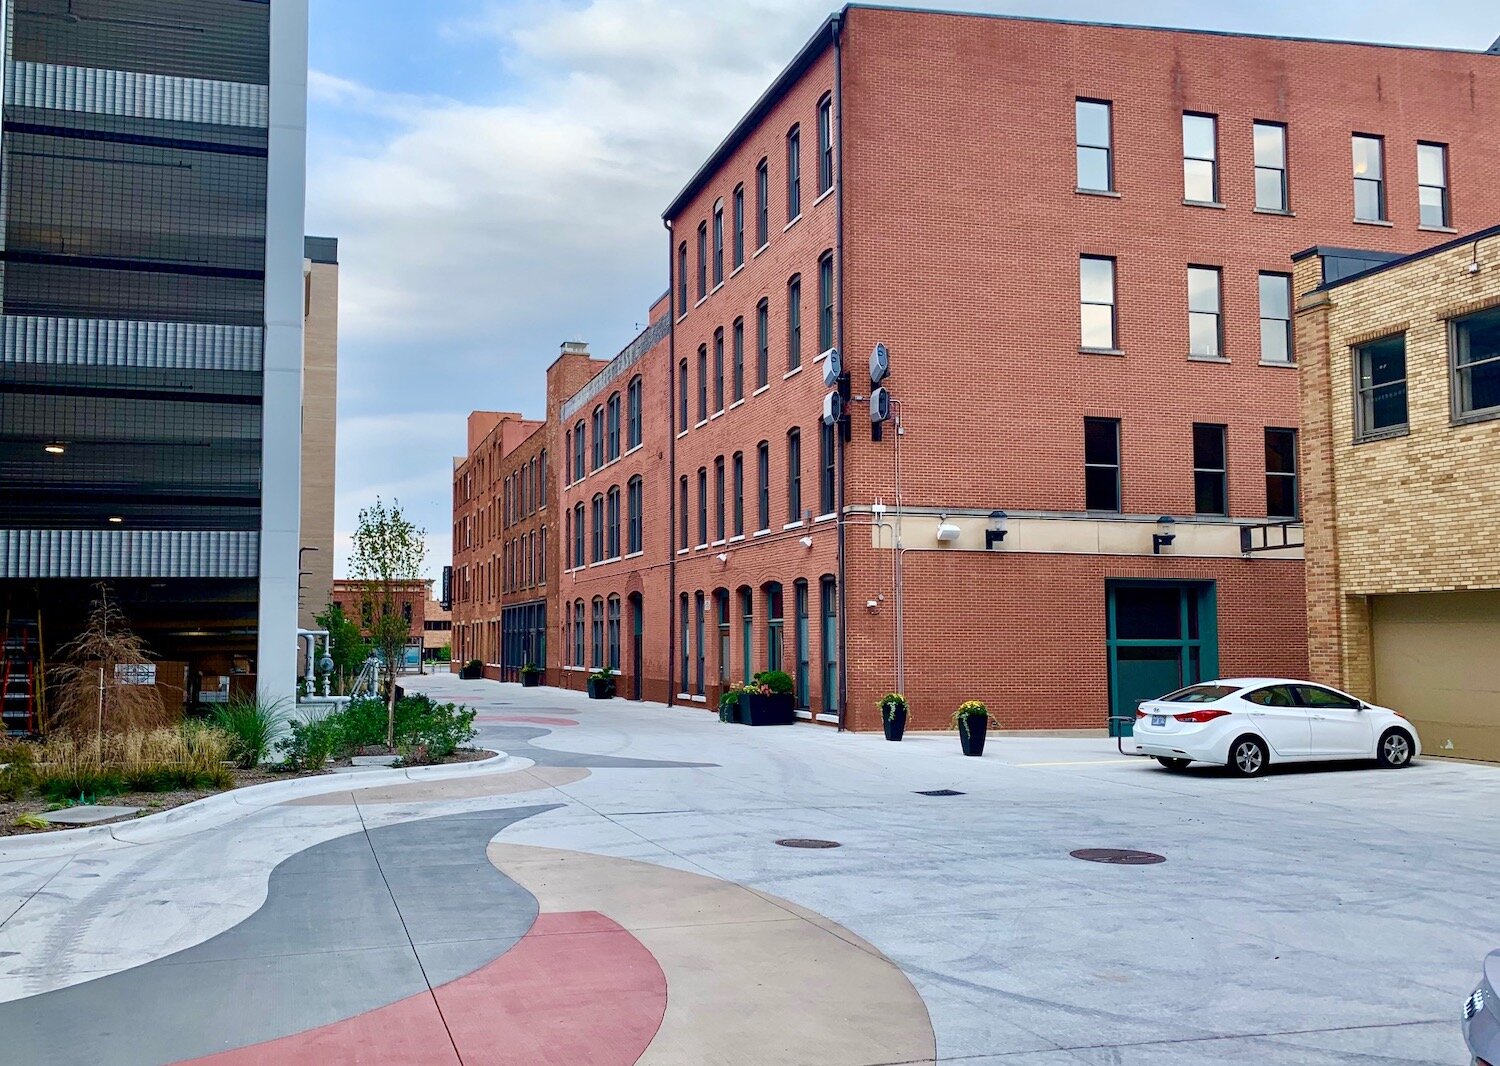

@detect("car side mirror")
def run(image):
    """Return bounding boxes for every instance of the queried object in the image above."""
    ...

[1357,703,1370,711]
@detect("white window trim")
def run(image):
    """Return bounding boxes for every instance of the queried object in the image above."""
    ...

[812,187,835,208]
[784,366,802,380]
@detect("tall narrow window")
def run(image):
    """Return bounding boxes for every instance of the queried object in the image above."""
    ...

[573,502,584,569]
[591,406,604,469]
[627,476,643,554]
[696,220,707,300]
[732,451,744,536]
[697,344,708,423]
[756,299,770,388]
[794,580,810,710]
[766,583,784,673]
[1080,255,1117,351]
[819,420,836,516]
[1265,428,1299,519]
[1259,273,1293,364]
[713,328,725,413]
[574,600,585,666]
[787,274,802,370]
[1355,334,1408,439]
[697,467,708,546]
[1192,423,1228,516]
[694,592,705,695]
[756,441,770,531]
[591,599,603,669]
[606,486,620,559]
[573,421,585,481]
[679,593,690,693]
[817,94,834,195]
[606,392,620,461]
[1187,266,1223,358]
[564,507,572,569]
[755,158,769,248]
[1417,142,1450,228]
[538,526,546,583]
[1182,113,1218,203]
[740,588,754,682]
[731,317,745,402]
[714,456,726,541]
[627,376,642,449]
[677,359,688,430]
[818,251,834,353]
[717,591,731,685]
[1253,121,1288,212]
[1084,417,1121,512]
[676,241,688,316]
[820,577,837,715]
[786,125,801,221]
[1352,134,1386,222]
[1075,99,1112,192]
[608,597,621,672]
[712,200,724,287]
[732,184,745,268]
[1452,306,1500,420]
[679,476,689,549]
[591,494,604,562]
[786,428,802,523]
[563,430,572,485]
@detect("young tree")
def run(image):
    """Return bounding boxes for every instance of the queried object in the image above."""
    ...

[314,602,370,695]
[348,498,426,748]
[50,586,168,737]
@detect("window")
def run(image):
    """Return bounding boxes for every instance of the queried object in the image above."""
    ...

[819,420,836,516]
[717,590,731,684]
[818,252,834,353]
[1258,273,1293,364]
[679,476,689,549]
[1265,428,1298,519]
[676,241,688,316]
[572,502,584,569]
[606,392,620,461]
[732,184,745,269]
[1075,99,1112,192]
[538,526,546,582]
[1352,134,1385,222]
[564,507,572,568]
[1192,423,1227,516]
[694,592,706,695]
[817,94,834,195]
[740,588,754,682]
[606,486,620,559]
[564,603,572,666]
[1355,335,1407,438]
[1080,256,1117,350]
[787,274,802,369]
[713,328,725,413]
[697,467,708,545]
[714,456,726,541]
[574,600,585,666]
[732,317,745,402]
[1187,266,1223,358]
[591,405,604,469]
[677,358,688,430]
[627,476,643,554]
[680,593,690,691]
[573,421,585,481]
[591,599,604,669]
[697,344,708,422]
[1244,684,1296,708]
[627,376,642,449]
[1253,121,1288,212]
[1084,417,1121,511]
[563,430,572,484]
[794,580,810,710]
[756,299,770,388]
[1182,113,1218,203]
[591,494,604,562]
[765,583,784,673]
[732,451,744,536]
[786,428,802,523]
[820,576,837,715]
[608,597,621,672]
[538,450,547,508]
[756,441,770,531]
[1451,307,1500,420]
[1418,142,1450,228]
[696,221,707,300]
[755,158,769,248]
[1291,685,1360,710]
[786,125,801,221]
[712,200,724,287]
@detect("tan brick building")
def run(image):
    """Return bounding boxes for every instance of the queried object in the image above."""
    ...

[331,578,431,665]
[1296,226,1500,763]
[299,236,339,631]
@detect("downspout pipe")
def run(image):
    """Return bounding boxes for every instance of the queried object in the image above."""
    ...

[832,12,848,731]
[664,217,678,706]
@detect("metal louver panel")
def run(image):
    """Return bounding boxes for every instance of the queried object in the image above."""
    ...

[0,531,259,579]
[5,61,269,127]
[1,316,264,372]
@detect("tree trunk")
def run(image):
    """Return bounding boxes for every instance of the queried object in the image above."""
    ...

[385,664,397,750]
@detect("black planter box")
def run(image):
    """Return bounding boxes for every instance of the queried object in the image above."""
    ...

[882,704,908,741]
[741,692,796,726]
[521,672,541,688]
[587,677,616,700]
[460,663,483,680]
[959,714,988,756]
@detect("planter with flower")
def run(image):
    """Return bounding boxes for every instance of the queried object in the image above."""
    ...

[736,670,797,726]
[460,659,484,680]
[520,662,542,688]
[718,687,742,723]
[880,693,908,741]
[953,700,989,756]
[587,667,616,700]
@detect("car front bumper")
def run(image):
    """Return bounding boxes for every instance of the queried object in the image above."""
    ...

[1464,982,1498,1065]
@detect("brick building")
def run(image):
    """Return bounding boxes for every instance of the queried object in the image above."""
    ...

[459,7,1500,733]
[1295,227,1500,763]
[330,578,430,649]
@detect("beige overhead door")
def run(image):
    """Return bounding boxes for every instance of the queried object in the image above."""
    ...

[1370,591,1500,764]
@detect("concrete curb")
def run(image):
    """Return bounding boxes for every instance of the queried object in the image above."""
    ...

[0,749,522,861]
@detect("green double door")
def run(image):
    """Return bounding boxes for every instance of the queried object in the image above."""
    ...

[1107,581,1218,737]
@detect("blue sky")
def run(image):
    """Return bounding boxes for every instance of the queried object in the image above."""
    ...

[306,0,1499,583]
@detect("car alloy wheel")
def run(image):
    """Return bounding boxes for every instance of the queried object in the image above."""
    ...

[1377,729,1413,768]
[1229,736,1268,778]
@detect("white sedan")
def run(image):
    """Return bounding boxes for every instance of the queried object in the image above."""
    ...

[1130,678,1420,778]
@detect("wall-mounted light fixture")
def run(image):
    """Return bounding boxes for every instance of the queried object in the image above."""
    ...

[715,552,729,563]
[985,510,1008,550]
[799,536,814,549]
[1152,515,1177,555]
[935,514,961,543]
[44,442,66,455]
[108,515,124,525]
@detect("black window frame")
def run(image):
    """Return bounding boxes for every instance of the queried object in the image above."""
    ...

[1451,306,1500,423]
[1253,120,1288,212]
[819,419,836,516]
[1080,254,1117,351]
[676,241,688,316]
[1259,272,1293,365]
[1187,265,1223,359]
[713,327,725,413]
[1265,427,1299,519]
[731,317,745,402]
[1192,422,1228,517]
[818,251,834,354]
[1075,98,1113,193]
[1417,141,1450,229]
[756,440,770,531]
[697,466,708,546]
[732,183,746,268]
[786,125,801,222]
[627,475,643,555]
[817,94,834,195]
[755,158,770,249]
[1084,417,1121,512]
[714,456,726,541]
[732,451,744,536]
[677,358,688,431]
[697,344,709,423]
[1352,133,1386,222]
[696,220,708,300]
[787,273,802,370]
[756,299,770,388]
[711,199,725,288]
[1182,112,1219,204]
[627,376,643,449]
[786,427,802,523]
[1354,334,1408,440]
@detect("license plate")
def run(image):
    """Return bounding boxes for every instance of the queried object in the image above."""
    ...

[1151,715,1166,727]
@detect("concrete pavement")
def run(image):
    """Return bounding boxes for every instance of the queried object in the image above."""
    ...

[0,673,1495,1063]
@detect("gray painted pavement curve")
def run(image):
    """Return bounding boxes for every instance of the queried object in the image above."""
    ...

[0,805,559,1066]
[483,723,717,769]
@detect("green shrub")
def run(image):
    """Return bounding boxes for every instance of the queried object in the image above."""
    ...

[395,694,476,759]
[213,695,290,768]
[280,715,341,771]
[338,698,391,751]
[25,726,232,801]
[754,670,794,696]
[0,741,36,800]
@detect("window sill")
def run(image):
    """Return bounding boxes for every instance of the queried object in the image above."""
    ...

[711,282,724,295]
[784,366,803,379]
[728,534,746,543]
[815,512,837,523]
[729,398,746,410]
[753,384,771,397]
[813,186,835,208]
[695,543,709,551]
[795,709,813,720]
[676,548,689,556]
[753,242,769,259]
[783,521,804,531]
[624,443,643,457]
[730,263,745,278]
[694,419,709,429]
[1354,218,1393,227]
[690,695,708,704]
[784,215,802,232]
[625,550,644,560]
[816,713,839,724]
[1253,207,1294,217]
[1354,426,1409,445]
[1259,359,1298,369]
[1075,187,1120,198]
[1420,224,1458,234]
[694,296,708,308]
[1451,408,1500,428]
[753,529,771,538]
[1187,354,1231,363]
[711,539,726,547]
[1183,199,1227,210]
[677,693,692,701]
[676,430,688,439]
[1080,347,1124,357]
[710,410,724,421]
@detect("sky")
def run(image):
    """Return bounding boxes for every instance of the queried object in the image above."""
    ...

[306,0,1498,584]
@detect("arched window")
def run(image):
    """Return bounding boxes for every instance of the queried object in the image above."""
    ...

[564,602,572,666]
[787,273,802,370]
[591,405,605,470]
[786,124,801,221]
[606,392,621,461]
[697,344,708,423]
[678,358,689,430]
[573,421,586,481]
[786,427,802,522]
[755,299,769,389]
[574,599,585,666]
[606,485,621,560]
[712,199,725,287]
[817,93,834,195]
[696,220,708,300]
[739,586,754,682]
[755,157,770,249]
[756,440,770,531]
[564,506,571,568]
[678,475,689,550]
[713,328,725,413]
[591,493,605,563]
[713,456,726,542]
[697,466,708,546]
[731,317,745,402]
[694,591,706,696]
[818,250,835,353]
[677,241,688,316]
[764,582,784,674]
[731,184,745,269]
[538,449,548,507]
[715,589,731,685]
[793,578,810,710]
[563,431,572,485]
[591,598,604,669]
[626,376,643,449]
[732,451,744,536]
[573,501,585,569]
[627,475,644,555]
[607,595,622,671]
[679,592,690,695]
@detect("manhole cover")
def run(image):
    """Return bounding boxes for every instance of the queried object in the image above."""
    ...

[776,838,841,849]
[915,789,965,797]
[1070,849,1165,865]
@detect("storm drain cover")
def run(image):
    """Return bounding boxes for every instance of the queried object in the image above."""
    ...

[776,838,841,849]
[1070,849,1165,865]
[915,789,965,797]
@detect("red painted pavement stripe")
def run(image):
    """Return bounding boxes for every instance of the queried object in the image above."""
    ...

[476,715,579,726]
[178,912,665,1066]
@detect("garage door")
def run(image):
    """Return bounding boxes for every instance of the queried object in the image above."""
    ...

[1371,591,1500,764]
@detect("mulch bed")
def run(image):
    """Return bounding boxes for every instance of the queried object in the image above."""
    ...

[0,748,495,838]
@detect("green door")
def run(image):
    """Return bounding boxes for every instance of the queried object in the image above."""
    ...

[1107,581,1218,736]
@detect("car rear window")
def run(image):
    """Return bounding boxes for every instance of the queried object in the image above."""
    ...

[1159,684,1240,703]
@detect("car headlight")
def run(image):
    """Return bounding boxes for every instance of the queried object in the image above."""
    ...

[1465,985,1488,1021]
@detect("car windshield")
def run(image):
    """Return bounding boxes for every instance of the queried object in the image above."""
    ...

[1158,684,1240,703]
